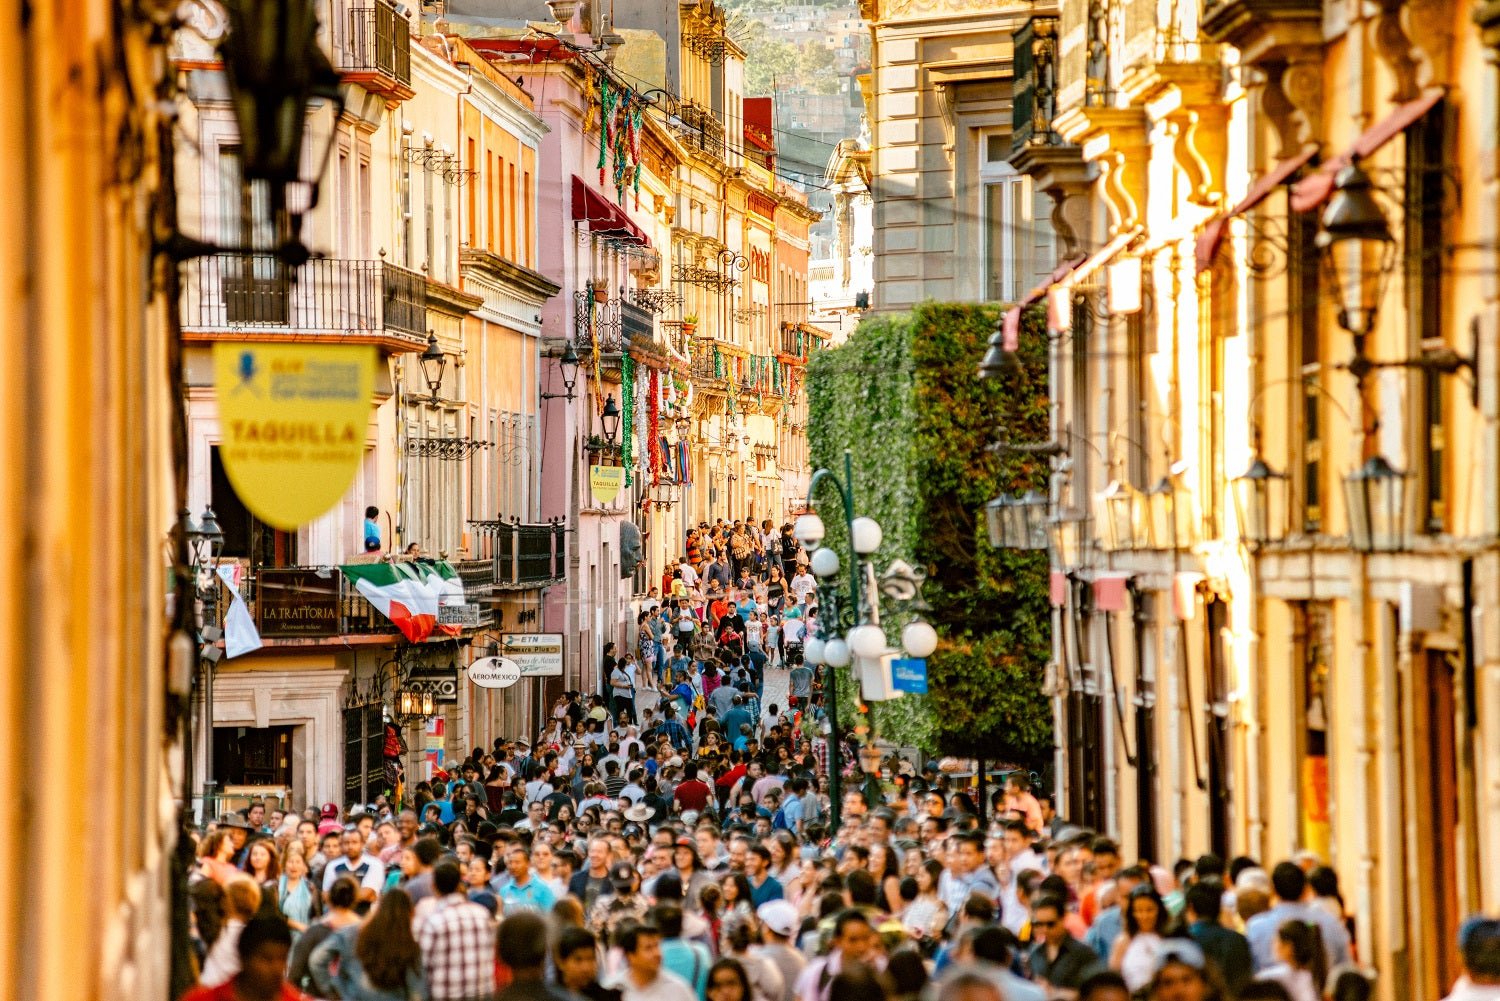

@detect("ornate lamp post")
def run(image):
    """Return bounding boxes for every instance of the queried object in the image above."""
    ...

[542,341,582,401]
[1232,450,1288,552]
[796,450,936,833]
[419,332,447,404]
[984,491,1050,550]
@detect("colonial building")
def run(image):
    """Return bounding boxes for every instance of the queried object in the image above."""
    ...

[981,1,1500,998]
[858,0,1055,310]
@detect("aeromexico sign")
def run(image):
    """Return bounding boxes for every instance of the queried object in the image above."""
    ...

[468,656,522,690]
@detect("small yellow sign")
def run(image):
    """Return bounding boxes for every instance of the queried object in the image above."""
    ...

[214,343,375,530]
[590,464,624,504]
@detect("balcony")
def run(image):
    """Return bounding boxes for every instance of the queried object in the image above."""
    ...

[677,102,726,161]
[341,0,414,102]
[620,299,654,346]
[1012,16,1060,155]
[465,520,568,589]
[182,254,427,350]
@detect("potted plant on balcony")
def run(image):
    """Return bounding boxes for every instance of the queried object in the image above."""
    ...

[589,279,610,302]
[682,313,698,337]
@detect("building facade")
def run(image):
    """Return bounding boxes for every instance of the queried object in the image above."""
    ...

[978,2,1500,998]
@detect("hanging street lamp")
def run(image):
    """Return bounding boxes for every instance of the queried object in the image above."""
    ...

[1343,454,1410,554]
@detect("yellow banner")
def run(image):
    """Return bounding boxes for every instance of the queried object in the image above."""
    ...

[590,464,624,504]
[213,343,375,530]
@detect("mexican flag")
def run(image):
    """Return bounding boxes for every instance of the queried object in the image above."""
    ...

[339,560,465,643]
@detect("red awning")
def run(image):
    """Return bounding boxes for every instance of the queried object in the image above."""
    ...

[1195,147,1319,273]
[571,175,649,246]
[1000,230,1139,349]
[1290,88,1444,213]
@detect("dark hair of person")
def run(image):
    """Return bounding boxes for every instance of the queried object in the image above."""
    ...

[1270,861,1308,902]
[1077,971,1130,1001]
[1326,968,1374,1001]
[833,908,872,939]
[1123,884,1168,936]
[356,889,421,991]
[846,868,878,907]
[897,876,918,904]
[1194,853,1226,880]
[236,916,293,962]
[326,875,359,911]
[709,958,754,1001]
[1308,865,1343,904]
[1185,880,1224,921]
[614,920,661,954]
[1031,893,1066,917]
[651,903,685,939]
[189,880,226,949]
[414,836,443,866]
[965,925,1017,966]
[1468,920,1500,979]
[829,962,888,1001]
[962,892,996,923]
[885,948,927,998]
[712,870,747,906]
[555,925,598,962]
[498,911,550,969]
[433,860,463,895]
[1238,984,1295,1001]
[1229,855,1259,884]
[1277,919,1327,991]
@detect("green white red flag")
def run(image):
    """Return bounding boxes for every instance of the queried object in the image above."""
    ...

[339,560,465,643]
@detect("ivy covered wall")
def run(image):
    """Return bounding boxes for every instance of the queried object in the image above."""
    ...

[806,303,1053,771]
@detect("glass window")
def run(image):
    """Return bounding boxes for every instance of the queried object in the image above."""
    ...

[980,136,1054,303]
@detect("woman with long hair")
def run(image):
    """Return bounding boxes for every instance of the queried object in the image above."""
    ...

[706,957,754,1001]
[868,842,903,915]
[277,843,319,939]
[197,830,240,886]
[719,872,755,922]
[309,888,427,1001]
[900,859,948,945]
[244,839,281,908]
[1254,920,1326,1001]
[1111,884,1170,993]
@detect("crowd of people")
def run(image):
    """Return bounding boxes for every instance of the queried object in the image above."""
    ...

[180,520,1500,1001]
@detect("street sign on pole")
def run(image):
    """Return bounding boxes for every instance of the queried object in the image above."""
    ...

[499,633,565,677]
[891,657,928,694]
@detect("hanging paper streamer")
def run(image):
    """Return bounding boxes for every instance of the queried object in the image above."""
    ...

[597,75,613,186]
[621,355,636,488]
[630,105,644,209]
[647,368,662,486]
[678,440,692,484]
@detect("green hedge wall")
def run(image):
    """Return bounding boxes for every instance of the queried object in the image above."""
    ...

[806,302,1053,769]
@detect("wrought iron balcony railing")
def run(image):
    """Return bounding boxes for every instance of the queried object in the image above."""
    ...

[465,520,568,588]
[677,102,726,161]
[182,254,427,344]
[343,0,413,98]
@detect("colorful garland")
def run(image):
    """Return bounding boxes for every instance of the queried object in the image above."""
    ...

[621,355,636,488]
[647,368,663,486]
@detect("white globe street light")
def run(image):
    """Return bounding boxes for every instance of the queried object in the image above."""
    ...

[810,547,841,578]
[804,635,826,665]
[848,623,887,659]
[901,620,939,658]
[851,516,883,556]
[794,512,826,549]
[823,637,852,667]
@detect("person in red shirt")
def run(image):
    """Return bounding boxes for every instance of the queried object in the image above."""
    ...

[673,761,714,813]
[181,917,311,1001]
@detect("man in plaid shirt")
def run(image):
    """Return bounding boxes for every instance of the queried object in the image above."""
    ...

[418,861,496,1001]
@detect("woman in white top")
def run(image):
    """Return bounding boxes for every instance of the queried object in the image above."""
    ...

[1255,919,1326,1001]
[1110,884,1169,993]
[900,859,948,945]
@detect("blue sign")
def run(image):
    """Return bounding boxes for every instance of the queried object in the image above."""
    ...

[891,657,928,694]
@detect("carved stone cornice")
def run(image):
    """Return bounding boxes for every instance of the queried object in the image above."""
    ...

[1055,106,1148,235]
[1478,1,1500,51]
[1200,0,1323,158]
[1122,58,1228,209]
[1011,143,1094,257]
[1373,0,1452,102]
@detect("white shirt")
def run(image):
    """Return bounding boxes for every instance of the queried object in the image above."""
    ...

[322,853,386,894]
[199,918,244,986]
[783,618,806,644]
[680,564,699,587]
[790,574,816,599]
[612,969,698,1001]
